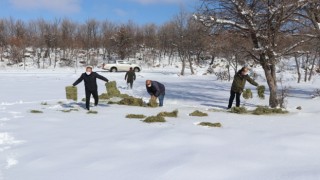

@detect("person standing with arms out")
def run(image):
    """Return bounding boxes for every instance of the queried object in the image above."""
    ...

[125,67,136,89]
[73,66,109,110]
[227,66,259,109]
[146,80,165,107]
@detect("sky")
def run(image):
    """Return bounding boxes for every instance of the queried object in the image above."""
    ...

[0,0,198,25]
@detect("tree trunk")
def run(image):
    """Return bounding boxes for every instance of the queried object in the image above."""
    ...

[54,48,57,69]
[308,54,316,81]
[0,47,3,62]
[261,60,278,108]
[304,54,309,82]
[180,53,186,76]
[294,54,301,83]
[227,63,231,82]
[188,55,195,75]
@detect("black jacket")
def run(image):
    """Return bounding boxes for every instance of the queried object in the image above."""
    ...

[146,81,165,97]
[125,70,136,83]
[73,72,109,91]
[231,72,258,93]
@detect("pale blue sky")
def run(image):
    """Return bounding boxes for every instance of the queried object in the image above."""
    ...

[0,0,198,24]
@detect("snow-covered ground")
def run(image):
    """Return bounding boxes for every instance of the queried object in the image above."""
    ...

[1,67,320,180]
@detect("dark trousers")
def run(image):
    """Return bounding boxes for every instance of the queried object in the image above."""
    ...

[85,89,99,110]
[228,90,241,108]
[127,80,133,89]
[158,94,165,107]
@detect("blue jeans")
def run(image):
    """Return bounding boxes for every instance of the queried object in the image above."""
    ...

[158,94,165,107]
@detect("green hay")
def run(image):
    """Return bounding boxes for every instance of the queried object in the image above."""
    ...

[257,85,266,99]
[60,109,79,113]
[118,94,131,98]
[242,89,253,99]
[148,98,158,107]
[143,116,166,123]
[66,86,77,101]
[126,114,146,119]
[87,110,98,114]
[30,110,43,113]
[157,110,178,117]
[99,93,110,100]
[106,81,121,97]
[230,107,248,114]
[108,101,119,105]
[189,110,208,117]
[252,106,288,115]
[41,102,48,105]
[118,97,144,107]
[198,122,222,128]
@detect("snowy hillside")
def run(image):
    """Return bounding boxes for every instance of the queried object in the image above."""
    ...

[1,67,320,180]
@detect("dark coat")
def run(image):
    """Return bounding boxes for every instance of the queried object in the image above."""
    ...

[231,72,258,93]
[73,72,109,91]
[125,70,136,83]
[146,81,165,97]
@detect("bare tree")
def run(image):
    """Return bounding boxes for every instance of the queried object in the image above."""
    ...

[197,0,311,107]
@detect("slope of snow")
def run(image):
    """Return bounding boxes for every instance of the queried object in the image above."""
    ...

[1,68,320,180]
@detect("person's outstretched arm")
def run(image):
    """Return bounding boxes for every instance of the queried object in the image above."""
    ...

[246,76,258,86]
[73,74,84,86]
[125,72,128,80]
[133,72,136,81]
[95,73,109,82]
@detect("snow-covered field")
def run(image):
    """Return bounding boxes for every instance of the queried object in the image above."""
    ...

[1,67,320,180]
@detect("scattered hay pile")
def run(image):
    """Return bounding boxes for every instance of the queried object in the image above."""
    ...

[143,116,166,123]
[30,110,43,113]
[230,107,248,114]
[198,122,222,128]
[126,114,146,119]
[242,89,253,99]
[252,106,288,115]
[87,110,98,114]
[66,86,77,101]
[148,98,158,107]
[99,93,110,100]
[61,109,79,113]
[157,110,178,117]
[189,110,208,117]
[118,97,144,106]
[257,85,266,99]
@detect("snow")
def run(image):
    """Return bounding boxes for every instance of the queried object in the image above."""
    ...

[1,67,320,180]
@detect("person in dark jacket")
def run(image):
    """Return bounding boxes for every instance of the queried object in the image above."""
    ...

[125,67,136,89]
[73,66,109,110]
[227,67,259,109]
[146,80,165,107]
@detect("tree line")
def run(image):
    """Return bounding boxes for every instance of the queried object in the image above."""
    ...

[0,10,212,75]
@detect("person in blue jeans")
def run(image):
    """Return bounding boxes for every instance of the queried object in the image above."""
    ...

[146,80,165,107]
